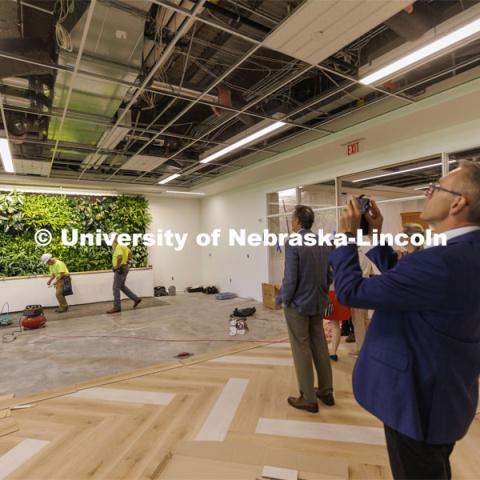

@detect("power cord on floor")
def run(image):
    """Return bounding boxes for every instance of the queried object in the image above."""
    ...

[1,302,23,343]
[2,318,23,343]
[41,334,287,344]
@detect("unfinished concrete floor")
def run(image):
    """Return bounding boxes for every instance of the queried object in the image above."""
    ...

[0,294,287,396]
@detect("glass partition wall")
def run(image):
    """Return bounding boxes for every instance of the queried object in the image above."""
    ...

[267,146,480,283]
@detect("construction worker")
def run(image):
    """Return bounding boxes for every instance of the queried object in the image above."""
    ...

[42,253,70,313]
[107,235,141,314]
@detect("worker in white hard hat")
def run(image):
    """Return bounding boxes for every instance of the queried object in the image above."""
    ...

[41,253,70,313]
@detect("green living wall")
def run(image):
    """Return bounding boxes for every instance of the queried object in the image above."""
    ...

[0,192,151,277]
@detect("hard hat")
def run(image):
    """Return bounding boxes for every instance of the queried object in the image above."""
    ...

[41,253,52,264]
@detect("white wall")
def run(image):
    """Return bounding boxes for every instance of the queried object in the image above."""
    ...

[196,80,480,301]
[200,188,269,300]
[1,268,154,313]
[146,196,202,291]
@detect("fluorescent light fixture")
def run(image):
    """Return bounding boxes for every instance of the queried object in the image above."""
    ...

[158,173,180,185]
[278,188,297,197]
[360,17,480,85]
[165,190,205,196]
[0,139,15,173]
[414,185,430,191]
[352,160,457,183]
[0,186,118,196]
[200,121,286,164]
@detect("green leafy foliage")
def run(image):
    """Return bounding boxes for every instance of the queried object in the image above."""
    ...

[0,192,24,234]
[0,194,150,277]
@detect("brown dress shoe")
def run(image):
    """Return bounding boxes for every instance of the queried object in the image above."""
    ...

[315,389,335,406]
[106,308,121,314]
[287,395,318,413]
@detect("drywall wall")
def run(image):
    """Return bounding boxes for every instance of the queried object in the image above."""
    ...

[200,188,269,300]
[1,268,154,312]
[199,80,480,301]
[146,196,202,291]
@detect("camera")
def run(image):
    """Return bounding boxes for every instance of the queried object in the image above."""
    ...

[358,195,371,236]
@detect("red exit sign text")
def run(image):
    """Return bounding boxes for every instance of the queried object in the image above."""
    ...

[347,141,360,156]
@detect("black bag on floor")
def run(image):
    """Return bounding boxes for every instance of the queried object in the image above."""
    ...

[233,307,256,318]
[63,276,73,296]
[203,286,219,294]
[154,286,168,297]
[187,286,204,293]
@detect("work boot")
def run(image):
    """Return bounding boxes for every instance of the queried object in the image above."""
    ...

[287,395,318,413]
[106,308,121,314]
[315,389,335,406]
[133,298,142,309]
[55,307,68,313]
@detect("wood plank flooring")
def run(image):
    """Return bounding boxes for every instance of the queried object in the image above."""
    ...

[1,339,479,479]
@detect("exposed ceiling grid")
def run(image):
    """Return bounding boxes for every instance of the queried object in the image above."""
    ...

[0,0,479,189]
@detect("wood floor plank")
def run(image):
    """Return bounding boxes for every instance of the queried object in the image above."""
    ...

[0,338,477,479]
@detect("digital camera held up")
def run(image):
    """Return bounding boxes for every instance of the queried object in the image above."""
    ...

[358,195,371,236]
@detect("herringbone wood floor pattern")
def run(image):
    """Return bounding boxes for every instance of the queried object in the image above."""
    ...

[0,340,479,479]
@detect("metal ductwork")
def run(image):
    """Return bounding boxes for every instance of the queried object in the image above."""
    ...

[47,0,150,170]
[385,3,439,41]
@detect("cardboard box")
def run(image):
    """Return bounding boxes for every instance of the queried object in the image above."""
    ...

[262,283,281,310]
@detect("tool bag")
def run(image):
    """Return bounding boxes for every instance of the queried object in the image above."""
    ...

[203,286,219,294]
[63,276,73,296]
[154,286,168,296]
[186,286,204,293]
[232,307,256,318]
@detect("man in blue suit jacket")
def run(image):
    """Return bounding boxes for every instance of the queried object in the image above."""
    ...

[277,205,334,413]
[329,161,480,479]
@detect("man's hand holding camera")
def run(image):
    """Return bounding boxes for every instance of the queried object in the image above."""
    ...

[339,197,384,237]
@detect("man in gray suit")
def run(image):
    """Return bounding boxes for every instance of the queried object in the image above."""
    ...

[276,205,334,413]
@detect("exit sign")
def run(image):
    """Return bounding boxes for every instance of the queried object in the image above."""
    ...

[347,141,360,155]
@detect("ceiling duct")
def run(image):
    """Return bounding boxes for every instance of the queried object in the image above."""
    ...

[151,80,219,103]
[385,3,438,41]
[50,0,150,171]
[81,110,132,170]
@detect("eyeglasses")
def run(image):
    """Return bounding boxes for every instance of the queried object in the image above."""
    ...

[425,182,462,197]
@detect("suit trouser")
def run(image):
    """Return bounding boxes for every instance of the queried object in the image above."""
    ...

[113,266,139,310]
[384,425,455,480]
[284,306,333,403]
[55,278,68,310]
[351,308,369,352]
